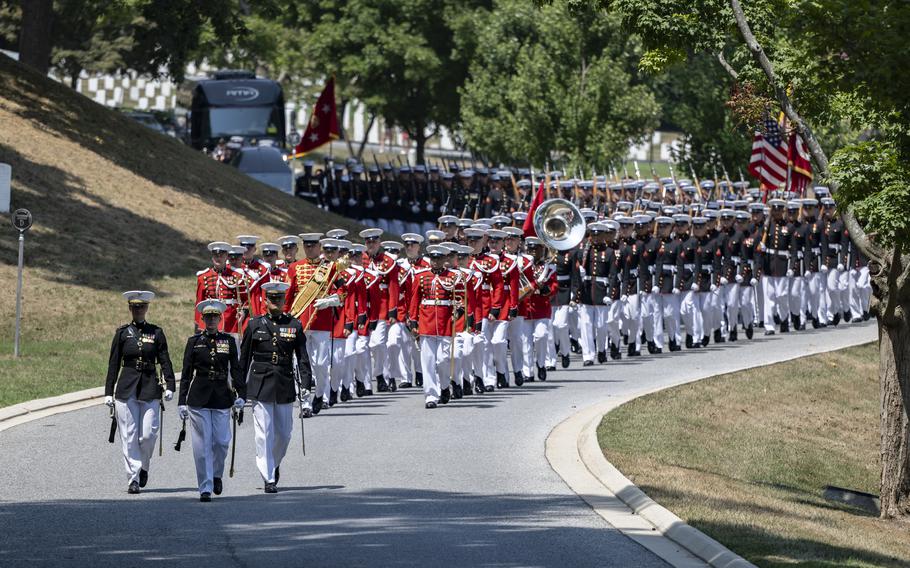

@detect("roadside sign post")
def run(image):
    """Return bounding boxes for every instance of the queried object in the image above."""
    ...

[12,208,32,357]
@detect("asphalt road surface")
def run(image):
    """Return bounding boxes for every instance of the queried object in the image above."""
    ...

[0,321,875,568]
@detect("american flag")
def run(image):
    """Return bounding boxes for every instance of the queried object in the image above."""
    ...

[748,114,789,191]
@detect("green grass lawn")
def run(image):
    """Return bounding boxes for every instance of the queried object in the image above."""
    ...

[598,343,910,568]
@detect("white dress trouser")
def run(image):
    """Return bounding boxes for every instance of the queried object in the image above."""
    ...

[522,319,550,377]
[189,407,231,494]
[659,293,681,346]
[577,304,607,362]
[329,339,347,395]
[114,396,160,483]
[552,305,572,356]
[721,283,740,336]
[825,268,845,321]
[482,319,508,386]
[545,320,556,367]
[849,267,871,318]
[639,293,658,343]
[509,316,526,376]
[454,331,474,383]
[738,284,756,326]
[680,290,703,340]
[305,330,331,400]
[342,331,358,390]
[420,336,452,403]
[762,276,790,331]
[385,321,406,381]
[369,320,390,378]
[788,276,804,318]
[354,333,372,389]
[252,401,293,484]
[805,272,824,323]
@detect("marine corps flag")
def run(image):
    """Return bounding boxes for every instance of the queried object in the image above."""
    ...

[293,77,340,157]
[787,130,813,196]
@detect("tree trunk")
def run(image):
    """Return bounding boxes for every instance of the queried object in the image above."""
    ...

[356,114,376,160]
[339,98,356,157]
[879,308,910,518]
[18,0,54,74]
[414,128,427,165]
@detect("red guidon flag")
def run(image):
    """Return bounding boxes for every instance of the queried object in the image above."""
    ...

[294,77,340,157]
[523,180,546,238]
[787,130,813,196]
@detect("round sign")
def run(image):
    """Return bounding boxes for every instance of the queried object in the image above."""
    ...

[11,208,32,233]
[287,131,301,147]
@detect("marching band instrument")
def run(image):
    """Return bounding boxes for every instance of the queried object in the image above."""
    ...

[533,198,586,251]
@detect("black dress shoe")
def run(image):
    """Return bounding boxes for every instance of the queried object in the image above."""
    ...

[764,329,775,336]
[597,351,607,363]
[363,389,374,396]
[832,313,841,326]
[780,320,790,333]
[329,389,338,406]
[453,382,464,398]
[398,380,412,389]
[792,314,802,329]
[200,492,212,502]
[474,381,485,394]
[213,477,223,495]
[669,339,681,352]
[275,467,279,483]
[610,344,622,360]
[537,366,547,381]
[685,334,693,348]
[863,311,870,321]
[647,340,657,354]
[546,365,556,371]
[415,372,424,387]
[425,401,437,409]
[773,314,781,325]
[583,360,595,367]
[128,481,140,494]
[653,347,663,354]
[844,311,852,322]
[561,354,570,368]
[701,335,710,347]
[139,469,148,488]
[496,373,507,389]
[440,388,451,404]
[628,343,636,356]
[713,330,726,343]
[463,379,472,395]
[728,329,737,342]
[484,385,495,393]
[264,483,278,493]
[377,376,389,392]
[570,338,582,353]
[355,380,366,397]
[340,388,351,402]
[300,407,313,418]
[745,324,754,339]
[312,396,323,414]
[389,378,398,392]
[515,373,524,387]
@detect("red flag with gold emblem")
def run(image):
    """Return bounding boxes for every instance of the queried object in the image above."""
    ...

[523,180,546,238]
[293,77,340,157]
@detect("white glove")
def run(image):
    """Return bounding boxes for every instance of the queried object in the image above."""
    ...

[672,288,680,295]
[620,295,628,302]
[651,286,659,294]
[233,398,245,409]
[690,283,698,291]
[719,277,728,285]
[710,284,717,292]
[427,203,434,213]
[836,263,844,271]
[804,271,811,279]
[820,264,829,272]
[750,278,758,286]
[735,274,743,283]
[603,297,612,305]
[164,389,174,402]
[104,395,114,408]
[178,405,189,420]
[786,269,794,277]
[314,294,342,310]
[331,197,340,207]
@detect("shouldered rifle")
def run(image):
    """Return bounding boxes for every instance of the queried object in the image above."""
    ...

[294,360,308,456]
[229,409,237,476]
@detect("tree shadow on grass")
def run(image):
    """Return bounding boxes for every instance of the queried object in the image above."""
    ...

[0,488,669,568]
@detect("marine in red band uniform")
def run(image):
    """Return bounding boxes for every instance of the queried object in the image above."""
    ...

[249,243,288,317]
[408,245,462,408]
[382,240,410,390]
[503,226,531,385]
[226,246,253,333]
[348,244,375,396]
[400,233,427,388]
[465,227,503,393]
[359,228,400,393]
[452,244,480,396]
[315,239,356,408]
[196,242,249,342]
[283,232,333,416]
[337,240,370,399]
[486,229,517,389]
[278,235,300,266]
[237,235,270,283]
[521,237,558,382]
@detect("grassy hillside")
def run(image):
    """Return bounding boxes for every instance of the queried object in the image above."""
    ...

[0,55,363,406]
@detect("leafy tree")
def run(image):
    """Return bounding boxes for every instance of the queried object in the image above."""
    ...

[460,0,659,169]
[606,0,910,519]
[299,0,491,164]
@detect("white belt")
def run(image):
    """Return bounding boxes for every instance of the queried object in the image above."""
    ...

[503,285,511,290]
[796,251,804,258]
[221,299,238,305]
[683,263,695,270]
[731,256,741,264]
[482,284,491,290]
[629,269,639,277]
[811,247,821,253]
[661,266,677,273]
[583,276,609,284]
[421,299,452,306]
[379,284,389,289]
[767,249,790,257]
[700,266,713,273]
[556,275,571,281]
[828,243,841,250]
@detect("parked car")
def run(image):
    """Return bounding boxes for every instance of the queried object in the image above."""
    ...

[228,145,294,195]
[122,111,167,135]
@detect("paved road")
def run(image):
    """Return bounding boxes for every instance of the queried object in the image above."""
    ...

[0,321,875,567]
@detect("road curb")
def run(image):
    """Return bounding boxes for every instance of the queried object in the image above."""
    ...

[546,326,876,568]
[0,387,106,433]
